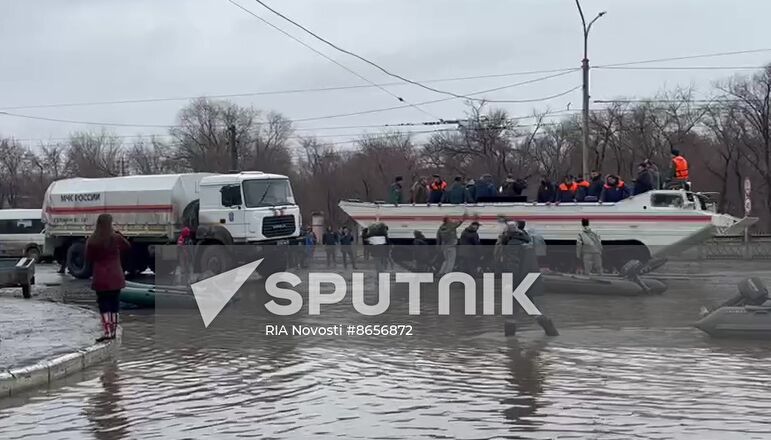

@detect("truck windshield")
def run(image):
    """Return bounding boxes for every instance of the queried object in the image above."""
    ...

[242,179,295,208]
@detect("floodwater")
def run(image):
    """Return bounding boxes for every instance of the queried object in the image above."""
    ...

[2,261,771,439]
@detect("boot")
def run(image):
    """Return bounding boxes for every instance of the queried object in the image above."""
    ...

[96,313,111,342]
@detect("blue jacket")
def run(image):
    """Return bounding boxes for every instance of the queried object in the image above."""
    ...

[475,181,497,199]
[600,181,630,203]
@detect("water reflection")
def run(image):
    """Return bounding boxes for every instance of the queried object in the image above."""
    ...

[1,261,771,438]
[501,338,548,432]
[84,365,129,440]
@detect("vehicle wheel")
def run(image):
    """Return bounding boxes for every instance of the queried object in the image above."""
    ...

[24,246,41,263]
[198,245,233,275]
[22,284,31,299]
[67,241,92,279]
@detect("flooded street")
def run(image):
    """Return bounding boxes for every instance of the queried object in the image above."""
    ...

[2,261,771,439]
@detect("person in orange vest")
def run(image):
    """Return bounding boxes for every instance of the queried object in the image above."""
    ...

[600,175,629,203]
[670,149,689,189]
[575,176,591,202]
[428,174,447,204]
[557,175,579,203]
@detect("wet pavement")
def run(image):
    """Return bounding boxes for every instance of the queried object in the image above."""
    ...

[1,260,771,439]
[0,299,100,369]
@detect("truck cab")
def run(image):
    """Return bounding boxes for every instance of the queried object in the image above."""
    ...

[197,172,300,244]
[193,172,302,274]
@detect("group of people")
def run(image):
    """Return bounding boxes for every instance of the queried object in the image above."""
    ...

[388,173,529,205]
[295,225,357,269]
[423,215,605,277]
[388,150,690,205]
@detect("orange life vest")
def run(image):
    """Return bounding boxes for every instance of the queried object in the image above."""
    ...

[603,180,625,190]
[673,156,689,180]
[430,181,447,191]
[558,182,578,193]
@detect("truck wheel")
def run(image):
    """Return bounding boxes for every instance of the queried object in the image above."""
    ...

[67,241,92,279]
[25,246,41,263]
[198,245,233,276]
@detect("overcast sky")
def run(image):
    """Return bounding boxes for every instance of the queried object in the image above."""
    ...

[2,0,771,149]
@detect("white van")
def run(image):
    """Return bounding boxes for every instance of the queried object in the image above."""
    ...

[0,209,46,261]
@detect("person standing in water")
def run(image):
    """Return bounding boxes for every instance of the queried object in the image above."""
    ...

[86,214,130,342]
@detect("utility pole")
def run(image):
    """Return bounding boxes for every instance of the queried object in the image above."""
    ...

[576,0,606,179]
[228,124,238,171]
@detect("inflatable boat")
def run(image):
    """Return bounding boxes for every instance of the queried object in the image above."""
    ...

[120,281,197,308]
[543,273,667,296]
[695,277,771,338]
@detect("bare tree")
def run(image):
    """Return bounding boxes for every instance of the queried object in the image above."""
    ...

[65,131,124,177]
[0,139,30,207]
[127,137,181,174]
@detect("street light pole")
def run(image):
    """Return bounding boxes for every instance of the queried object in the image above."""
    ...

[575,0,606,179]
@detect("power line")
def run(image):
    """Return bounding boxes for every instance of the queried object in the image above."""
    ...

[595,65,767,71]
[0,70,578,129]
[0,111,175,128]
[595,48,771,68]
[246,0,483,102]
[594,99,752,104]
[224,0,439,120]
[8,115,571,144]
[0,68,577,112]
[244,0,575,105]
[293,69,580,122]
[479,85,581,103]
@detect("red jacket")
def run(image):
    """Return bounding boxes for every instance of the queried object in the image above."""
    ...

[86,234,130,292]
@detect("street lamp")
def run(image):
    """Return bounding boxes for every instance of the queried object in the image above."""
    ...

[575,0,606,179]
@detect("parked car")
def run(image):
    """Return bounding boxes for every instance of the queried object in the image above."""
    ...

[0,209,48,261]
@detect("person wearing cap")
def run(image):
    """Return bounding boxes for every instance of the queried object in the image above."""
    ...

[577,218,603,275]
[388,176,404,205]
[670,149,689,189]
[458,221,481,275]
[443,176,467,204]
[587,170,604,200]
[499,174,527,197]
[600,175,629,203]
[633,162,655,196]
[410,176,429,204]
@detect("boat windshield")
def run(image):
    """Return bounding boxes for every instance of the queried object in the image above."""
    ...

[242,179,295,208]
[651,193,684,208]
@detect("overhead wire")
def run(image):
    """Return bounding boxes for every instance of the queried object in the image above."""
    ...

[0,67,577,112]
[247,0,481,101]
[595,48,771,68]
[0,70,579,128]
[293,69,580,122]
[224,0,440,120]
[246,0,581,105]
[595,65,767,71]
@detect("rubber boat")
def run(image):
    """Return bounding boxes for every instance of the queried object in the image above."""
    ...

[695,277,771,338]
[339,189,756,260]
[120,281,197,308]
[543,272,667,296]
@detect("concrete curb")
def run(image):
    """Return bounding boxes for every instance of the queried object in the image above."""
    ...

[0,327,121,397]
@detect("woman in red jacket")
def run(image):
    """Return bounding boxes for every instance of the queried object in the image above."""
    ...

[86,214,130,342]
